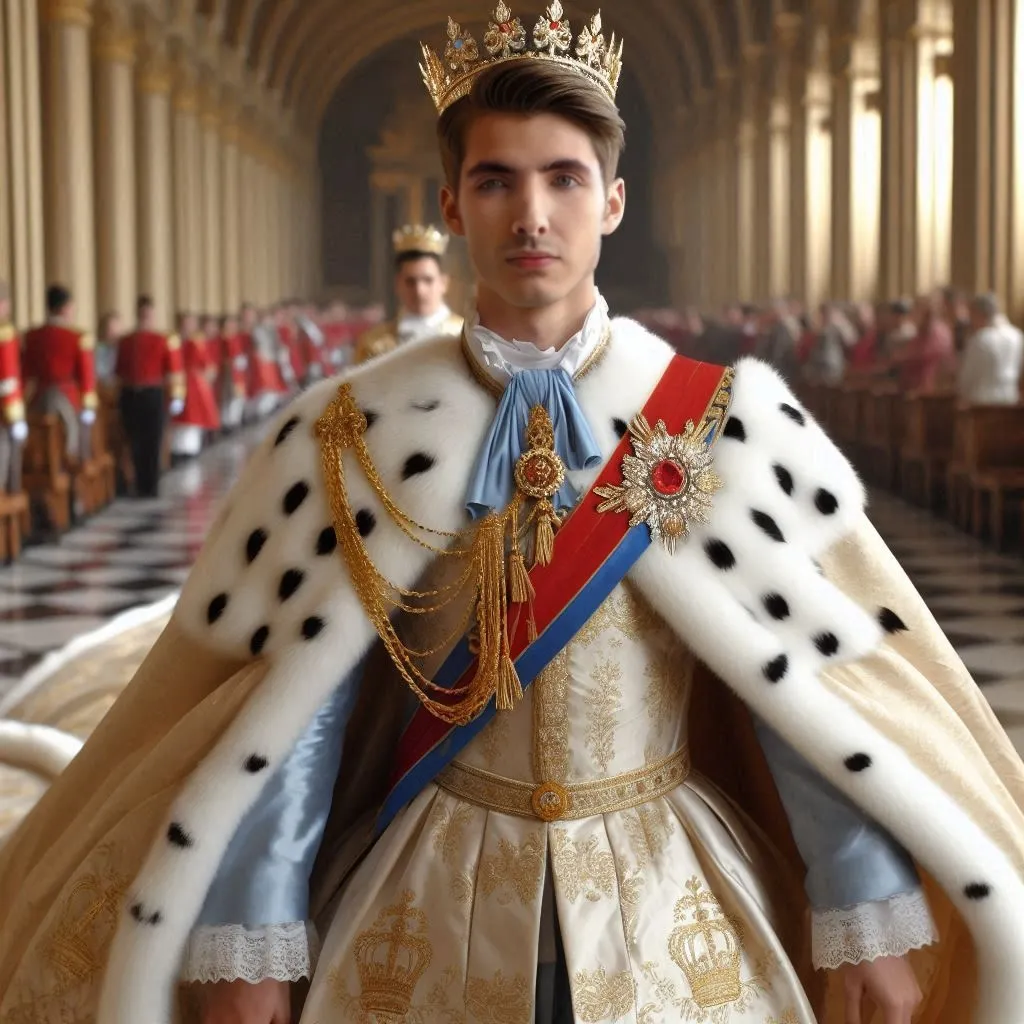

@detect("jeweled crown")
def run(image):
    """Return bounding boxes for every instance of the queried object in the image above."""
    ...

[392,223,450,257]
[420,2,623,115]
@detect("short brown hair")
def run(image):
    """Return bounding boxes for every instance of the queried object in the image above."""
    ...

[437,60,626,188]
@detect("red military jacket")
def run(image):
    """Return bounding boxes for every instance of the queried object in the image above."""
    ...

[220,334,247,397]
[115,330,186,401]
[0,323,25,425]
[22,322,98,413]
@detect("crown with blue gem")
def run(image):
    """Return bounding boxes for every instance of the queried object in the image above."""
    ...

[420,1,624,116]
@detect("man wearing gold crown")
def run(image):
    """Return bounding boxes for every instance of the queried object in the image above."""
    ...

[354,224,464,364]
[1,4,1024,1024]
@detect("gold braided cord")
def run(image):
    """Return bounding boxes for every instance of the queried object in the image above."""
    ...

[460,324,612,398]
[316,384,522,723]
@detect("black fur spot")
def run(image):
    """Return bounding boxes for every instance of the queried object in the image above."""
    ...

[773,464,794,496]
[763,653,789,683]
[316,526,338,556]
[612,418,628,440]
[844,753,872,772]
[723,417,746,442]
[246,528,268,563]
[780,402,806,425]
[283,481,310,515]
[302,616,325,639]
[704,539,736,570]
[413,399,440,412]
[245,754,269,773]
[356,509,376,538]
[402,453,436,479]
[360,408,378,429]
[814,632,840,657]
[814,488,839,515]
[167,822,193,848]
[274,416,300,447]
[763,593,790,620]
[279,569,305,601]
[130,903,162,926]
[879,607,908,634]
[964,882,991,900]
[250,625,270,655]
[207,593,228,624]
[751,510,785,543]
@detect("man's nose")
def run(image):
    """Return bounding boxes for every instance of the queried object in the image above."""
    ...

[512,181,549,237]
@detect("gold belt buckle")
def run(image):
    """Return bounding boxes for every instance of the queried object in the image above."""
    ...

[531,780,571,822]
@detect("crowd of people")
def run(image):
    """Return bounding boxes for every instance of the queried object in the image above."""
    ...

[639,287,1024,407]
[0,281,388,502]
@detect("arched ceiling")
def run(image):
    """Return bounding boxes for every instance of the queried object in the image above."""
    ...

[159,0,870,134]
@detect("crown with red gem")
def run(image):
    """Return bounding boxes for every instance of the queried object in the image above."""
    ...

[420,2,623,115]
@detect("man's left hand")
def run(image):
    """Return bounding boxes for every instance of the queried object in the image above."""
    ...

[843,955,922,1024]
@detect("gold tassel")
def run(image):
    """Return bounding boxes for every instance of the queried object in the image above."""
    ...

[527,612,538,643]
[496,654,524,711]
[509,551,534,604]
[533,501,558,567]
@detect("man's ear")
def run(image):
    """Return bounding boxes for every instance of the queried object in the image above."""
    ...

[602,178,626,236]
[441,185,465,237]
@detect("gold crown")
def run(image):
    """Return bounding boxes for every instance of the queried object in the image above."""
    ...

[354,891,433,1018]
[392,223,451,257]
[668,877,743,1009]
[420,1,623,115]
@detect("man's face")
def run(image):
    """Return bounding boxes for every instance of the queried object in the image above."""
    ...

[395,257,447,318]
[241,308,256,331]
[441,112,624,312]
[138,305,154,329]
[181,314,197,336]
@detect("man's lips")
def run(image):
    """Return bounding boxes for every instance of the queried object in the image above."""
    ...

[507,253,558,268]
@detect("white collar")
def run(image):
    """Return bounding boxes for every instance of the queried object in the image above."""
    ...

[397,304,452,332]
[464,292,610,387]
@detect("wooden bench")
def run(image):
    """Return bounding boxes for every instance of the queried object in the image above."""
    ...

[23,414,71,533]
[946,404,1024,547]
[900,393,956,508]
[860,387,904,490]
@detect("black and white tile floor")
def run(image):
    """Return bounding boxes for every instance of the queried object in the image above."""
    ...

[0,427,1020,743]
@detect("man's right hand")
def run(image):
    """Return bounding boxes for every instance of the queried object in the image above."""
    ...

[197,979,291,1024]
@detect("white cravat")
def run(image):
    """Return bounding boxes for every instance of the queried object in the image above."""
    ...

[396,304,454,346]
[463,292,610,385]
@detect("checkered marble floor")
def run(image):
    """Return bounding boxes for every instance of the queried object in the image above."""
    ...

[0,426,1020,742]
[0,425,267,701]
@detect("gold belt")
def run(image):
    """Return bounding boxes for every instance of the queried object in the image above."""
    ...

[435,747,690,822]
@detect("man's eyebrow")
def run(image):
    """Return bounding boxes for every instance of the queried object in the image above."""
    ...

[465,160,517,177]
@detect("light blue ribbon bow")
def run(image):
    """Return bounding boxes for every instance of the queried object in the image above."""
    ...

[465,367,603,520]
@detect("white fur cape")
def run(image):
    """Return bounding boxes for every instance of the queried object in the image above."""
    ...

[97,320,1024,1022]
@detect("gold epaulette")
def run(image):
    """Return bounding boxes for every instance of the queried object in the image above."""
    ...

[442,312,465,336]
[167,333,182,351]
[78,331,95,352]
[356,322,398,364]
[0,324,16,344]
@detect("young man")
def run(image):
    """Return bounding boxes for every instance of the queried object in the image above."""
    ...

[1,7,1023,1024]
[22,283,98,461]
[115,296,186,497]
[354,223,464,362]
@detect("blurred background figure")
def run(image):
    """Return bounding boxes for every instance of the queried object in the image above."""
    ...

[958,293,1024,405]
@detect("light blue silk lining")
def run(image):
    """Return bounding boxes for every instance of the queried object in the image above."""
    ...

[755,719,920,908]
[195,671,361,928]
[464,367,602,519]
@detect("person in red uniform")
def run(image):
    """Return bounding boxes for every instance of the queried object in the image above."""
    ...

[22,284,98,461]
[217,313,247,432]
[171,312,220,459]
[0,282,27,494]
[202,314,223,375]
[275,305,303,388]
[241,303,286,420]
[115,295,186,497]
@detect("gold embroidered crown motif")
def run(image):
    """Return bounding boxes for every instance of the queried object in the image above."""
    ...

[392,223,450,257]
[668,877,743,1009]
[420,2,624,115]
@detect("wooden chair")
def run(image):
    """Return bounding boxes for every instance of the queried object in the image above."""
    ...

[947,404,1024,547]
[900,393,956,508]
[23,414,71,533]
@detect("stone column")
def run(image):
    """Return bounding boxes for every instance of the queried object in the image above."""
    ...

[0,11,11,293]
[92,6,136,322]
[220,102,242,313]
[200,82,222,315]
[803,76,833,309]
[788,47,811,304]
[694,94,716,307]
[735,62,758,302]
[830,37,880,301]
[172,62,202,315]
[42,0,98,327]
[135,51,174,330]
[747,48,773,301]
[713,78,738,306]
[238,121,258,304]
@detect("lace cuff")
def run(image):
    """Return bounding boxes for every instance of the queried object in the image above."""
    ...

[811,888,937,970]
[180,920,320,984]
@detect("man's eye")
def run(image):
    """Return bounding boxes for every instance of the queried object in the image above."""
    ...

[553,175,579,188]
[477,179,506,191]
